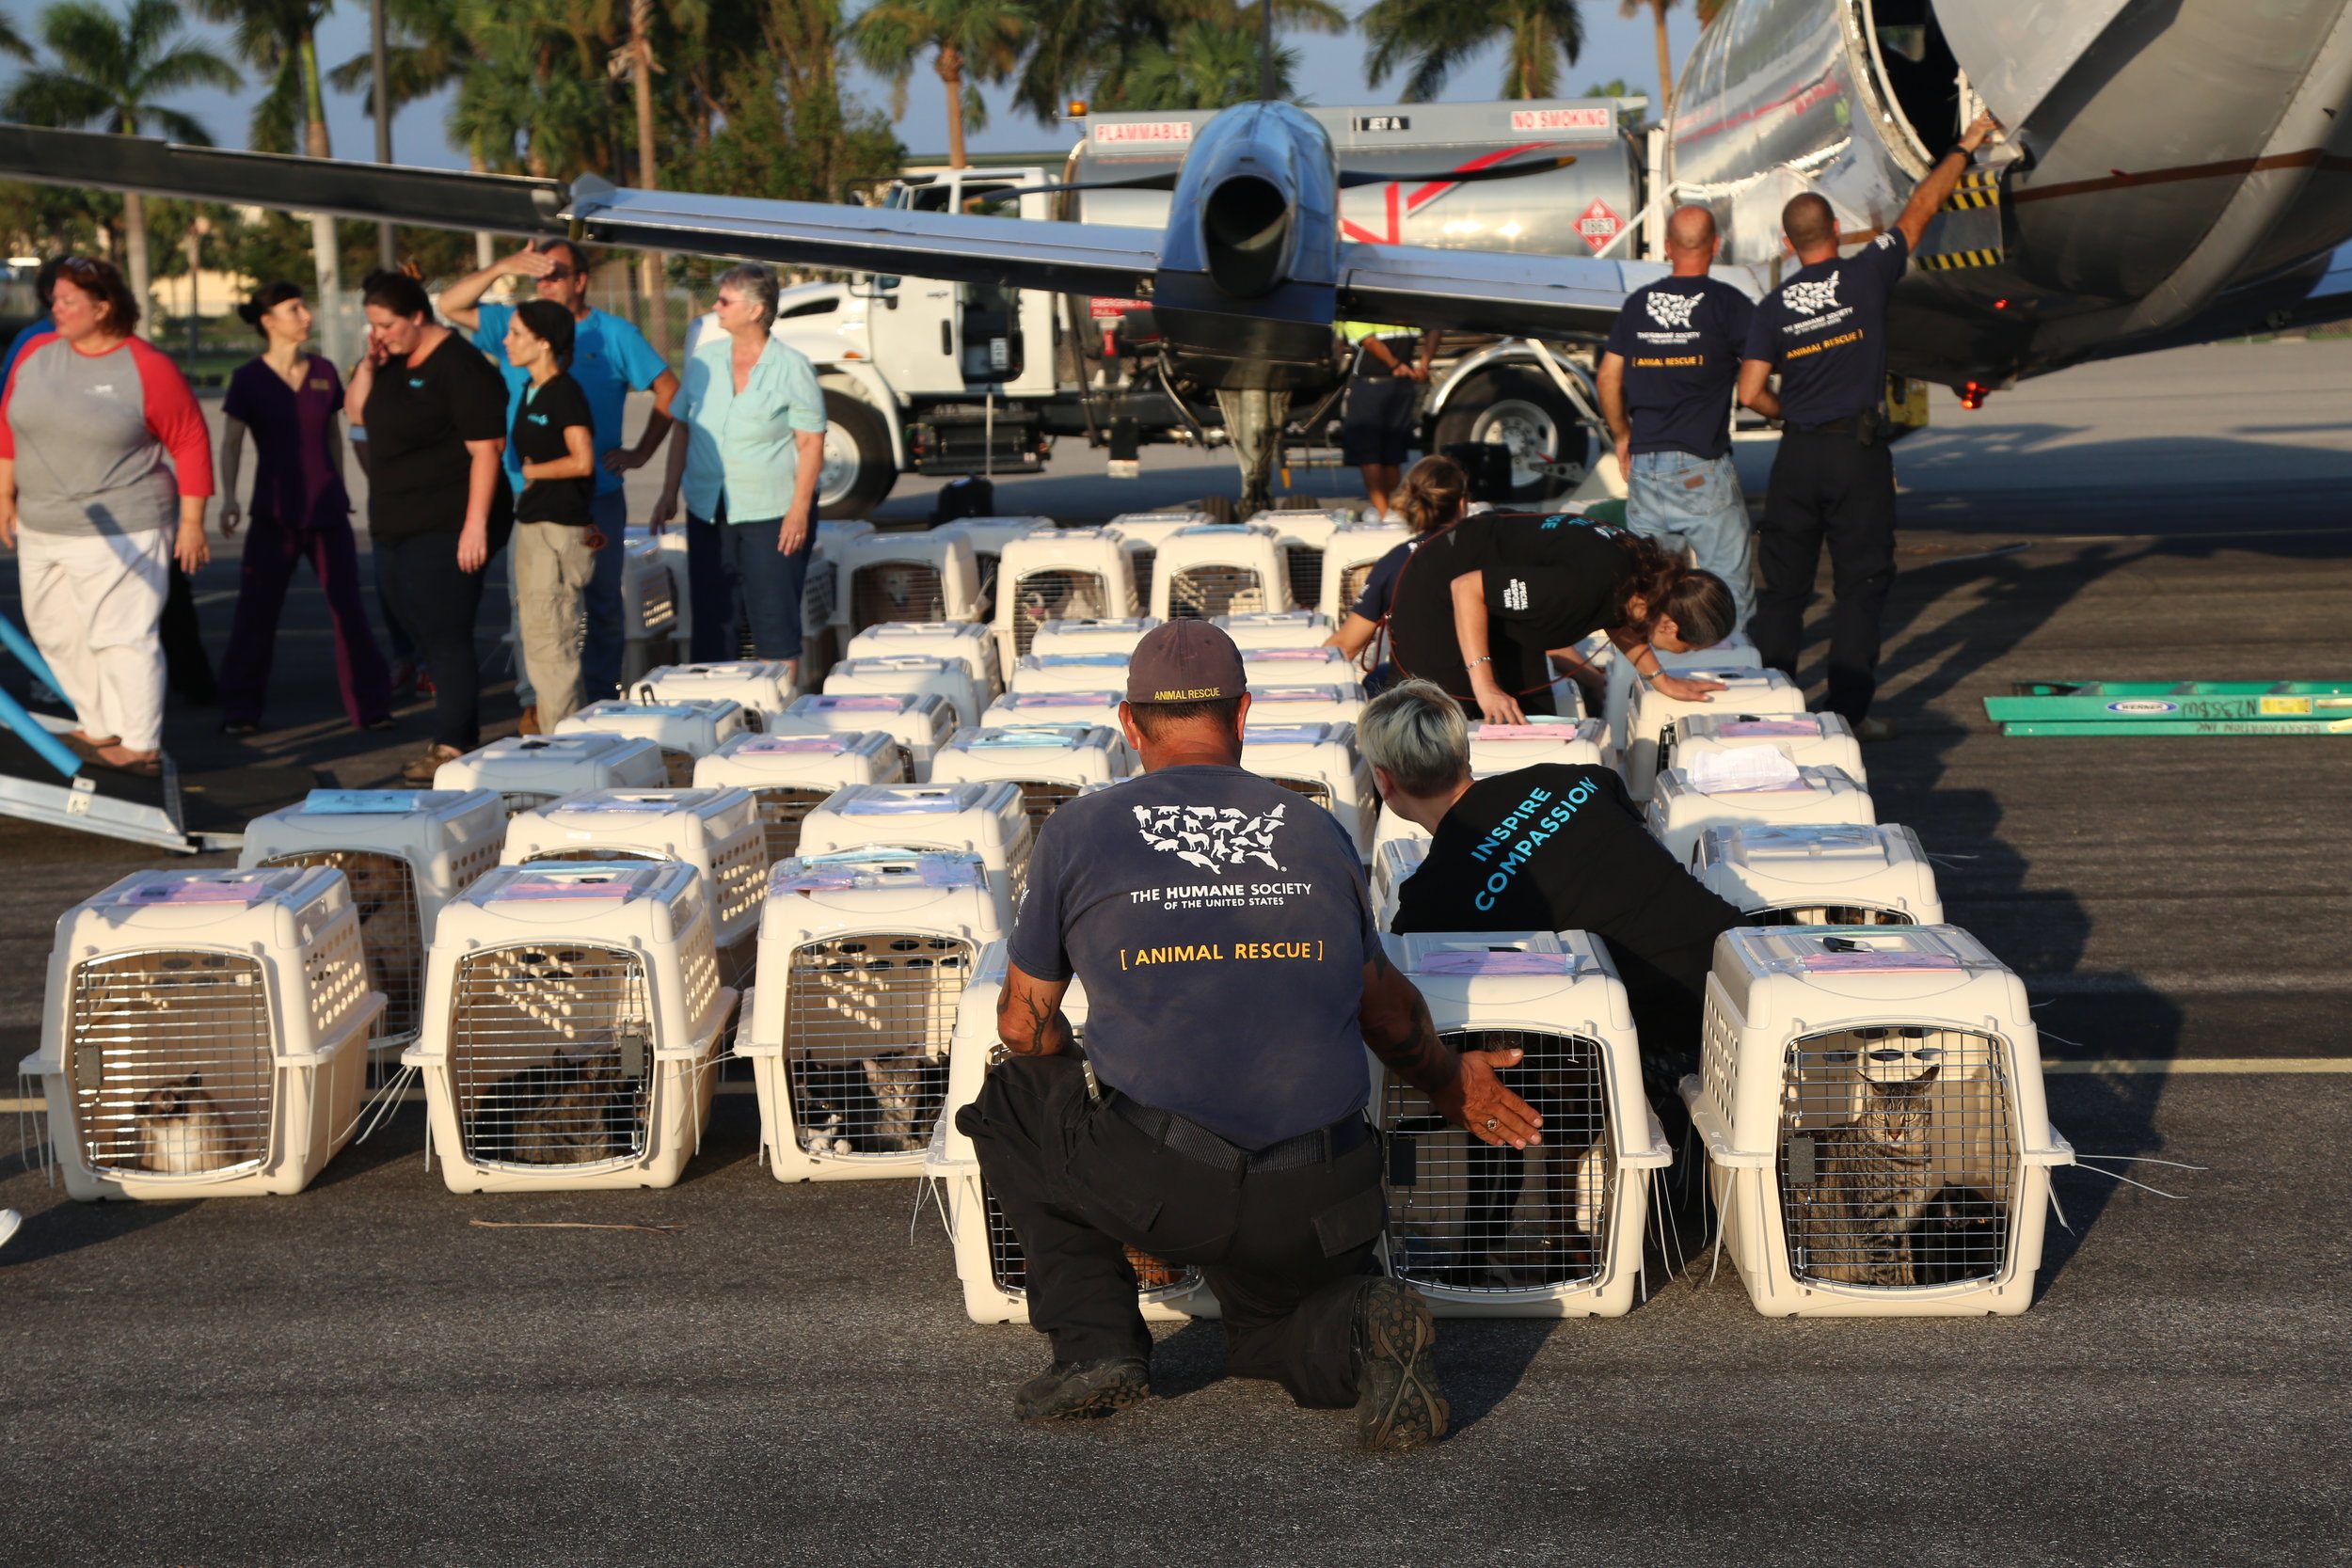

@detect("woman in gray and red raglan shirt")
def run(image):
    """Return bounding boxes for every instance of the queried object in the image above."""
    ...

[0,256,213,773]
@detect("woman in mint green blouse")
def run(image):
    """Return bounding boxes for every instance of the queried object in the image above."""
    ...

[650,263,829,680]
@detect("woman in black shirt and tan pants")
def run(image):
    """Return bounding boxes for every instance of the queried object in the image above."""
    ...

[500,300,599,729]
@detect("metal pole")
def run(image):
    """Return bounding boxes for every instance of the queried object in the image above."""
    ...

[371,0,395,271]
[1260,0,1275,102]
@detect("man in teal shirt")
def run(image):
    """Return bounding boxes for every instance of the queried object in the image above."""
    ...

[441,241,678,713]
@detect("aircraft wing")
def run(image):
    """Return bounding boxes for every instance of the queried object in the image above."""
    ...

[1339,243,1664,340]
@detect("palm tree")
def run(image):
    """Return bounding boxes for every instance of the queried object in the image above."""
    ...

[1121,17,1301,110]
[4,0,238,330]
[1017,0,1339,120]
[847,0,1027,169]
[0,11,36,58]
[1620,0,1675,113]
[1361,0,1583,102]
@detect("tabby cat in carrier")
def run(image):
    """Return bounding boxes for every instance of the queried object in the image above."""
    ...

[1789,1055,1943,1286]
[794,1050,946,1154]
[472,1050,635,1164]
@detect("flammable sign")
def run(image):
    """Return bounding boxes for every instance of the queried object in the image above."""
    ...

[1576,198,1625,253]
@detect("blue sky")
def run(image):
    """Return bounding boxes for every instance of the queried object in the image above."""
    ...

[0,2,1707,169]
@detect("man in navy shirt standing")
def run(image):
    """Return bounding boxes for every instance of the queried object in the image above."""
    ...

[1598,206,1757,628]
[1739,111,1998,736]
[961,621,1537,1452]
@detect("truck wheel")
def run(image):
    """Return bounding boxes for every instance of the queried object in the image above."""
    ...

[1430,369,1592,502]
[817,390,897,519]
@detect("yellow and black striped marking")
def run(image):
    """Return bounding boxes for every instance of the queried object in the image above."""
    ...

[1918,247,2003,271]
[1943,170,2001,210]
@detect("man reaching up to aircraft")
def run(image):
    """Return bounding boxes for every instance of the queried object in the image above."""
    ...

[1739,111,2000,739]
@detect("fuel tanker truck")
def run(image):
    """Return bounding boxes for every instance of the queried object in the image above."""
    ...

[782,98,1656,516]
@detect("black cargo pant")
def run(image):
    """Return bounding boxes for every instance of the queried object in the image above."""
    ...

[958,1053,1387,1410]
[1754,426,1899,722]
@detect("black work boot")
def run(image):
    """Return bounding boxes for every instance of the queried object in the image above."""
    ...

[1012,1357,1152,1423]
[1353,1278,1448,1452]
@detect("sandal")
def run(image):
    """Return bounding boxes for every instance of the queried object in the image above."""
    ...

[400,744,465,785]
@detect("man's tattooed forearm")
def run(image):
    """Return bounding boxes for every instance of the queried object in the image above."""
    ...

[1005,989,1075,1056]
[1364,972,1460,1096]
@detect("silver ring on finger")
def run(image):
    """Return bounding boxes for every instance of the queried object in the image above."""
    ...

[1484,1117,1499,1132]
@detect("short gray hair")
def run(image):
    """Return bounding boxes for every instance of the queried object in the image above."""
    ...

[716,262,781,327]
[1357,679,1470,797]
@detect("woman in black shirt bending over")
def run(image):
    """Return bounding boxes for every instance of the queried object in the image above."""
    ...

[501,300,599,728]
[346,270,513,782]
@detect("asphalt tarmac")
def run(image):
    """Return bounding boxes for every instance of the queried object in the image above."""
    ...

[3,339,2348,1567]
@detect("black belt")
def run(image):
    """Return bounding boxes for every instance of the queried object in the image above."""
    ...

[1111,1095,1372,1174]
[1788,417,1857,434]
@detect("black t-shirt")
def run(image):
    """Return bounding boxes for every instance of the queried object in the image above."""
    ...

[511,372,596,527]
[1604,276,1756,460]
[1346,539,1415,623]
[1387,514,1637,716]
[1008,764,1382,1149]
[361,331,512,541]
[1743,229,1909,427]
[1390,764,1743,1000]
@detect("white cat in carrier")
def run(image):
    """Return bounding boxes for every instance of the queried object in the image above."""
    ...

[926,725,1136,835]
[1667,712,1867,790]
[1647,758,1876,864]
[1239,722,1377,862]
[796,782,1034,893]
[434,732,669,818]
[1375,931,1671,1317]
[1318,522,1410,620]
[1215,610,1334,651]
[1027,617,1160,661]
[631,661,798,731]
[844,622,1000,700]
[1006,652,1140,695]
[240,788,506,1061]
[1619,662,1799,801]
[991,528,1143,676]
[768,691,958,784]
[927,942,1218,1324]
[1150,523,1292,621]
[692,730,903,862]
[983,688,1126,734]
[831,528,983,635]
[823,654,986,730]
[553,699,750,785]
[739,849,1005,1180]
[1681,924,2074,1316]
[405,862,739,1193]
[21,868,386,1199]
[499,788,770,978]
[1243,684,1367,728]
[1693,825,1944,927]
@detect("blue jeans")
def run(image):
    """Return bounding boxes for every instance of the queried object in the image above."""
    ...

[1626,450,1755,631]
[693,499,812,661]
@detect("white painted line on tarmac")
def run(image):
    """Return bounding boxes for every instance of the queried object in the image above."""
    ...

[2042,1058,2352,1075]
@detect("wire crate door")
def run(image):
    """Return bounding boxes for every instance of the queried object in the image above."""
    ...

[1009,780,1080,831]
[69,951,276,1178]
[450,945,657,1169]
[1776,1028,2018,1289]
[1169,566,1267,620]
[1383,1029,1613,1294]
[980,1181,1200,1298]
[1754,905,1917,928]
[851,563,946,632]
[783,935,973,1158]
[1285,547,1325,615]
[754,787,835,862]
[261,849,425,1049]
[1009,571,1119,659]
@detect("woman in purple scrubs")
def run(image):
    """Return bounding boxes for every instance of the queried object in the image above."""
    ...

[216,282,394,734]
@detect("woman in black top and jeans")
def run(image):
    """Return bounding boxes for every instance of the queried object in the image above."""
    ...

[345,270,513,782]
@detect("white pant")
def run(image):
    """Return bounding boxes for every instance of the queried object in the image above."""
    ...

[18,526,170,752]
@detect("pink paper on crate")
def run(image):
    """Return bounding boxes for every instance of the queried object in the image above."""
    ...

[1417,951,1575,975]
[1800,951,1962,974]
[1719,720,1820,737]
[1476,724,1578,741]
[744,736,850,752]
[813,696,901,710]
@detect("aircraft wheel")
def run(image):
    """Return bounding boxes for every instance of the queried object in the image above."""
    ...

[1431,369,1592,502]
[817,390,897,519]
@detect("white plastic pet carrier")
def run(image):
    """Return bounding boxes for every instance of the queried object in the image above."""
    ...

[619,531,680,681]
[1214,610,1334,651]
[632,661,797,731]
[405,861,738,1193]
[1239,722,1376,861]
[240,788,505,1057]
[553,699,750,786]
[1621,665,1805,800]
[1648,762,1876,865]
[1251,507,1356,612]
[739,849,1005,1180]
[991,528,1142,674]
[983,688,1127,734]
[1371,837,1428,928]
[1682,925,2074,1316]
[796,782,1033,890]
[1598,627,1761,755]
[1465,717,1612,775]
[1104,509,1214,611]
[1239,645,1359,688]
[1005,652,1136,695]
[1028,616,1160,661]
[929,943,1216,1323]
[1318,522,1410,619]
[844,621,1000,699]
[1377,931,1671,1316]
[926,725,1136,832]
[936,515,1055,618]
[1667,711,1867,789]
[1694,825,1944,927]
[833,527,982,633]
[770,692,958,784]
[1243,684,1367,728]
[823,654,985,730]
[22,868,385,1199]
[692,730,902,862]
[1149,523,1292,620]
[500,788,770,966]
[436,733,670,818]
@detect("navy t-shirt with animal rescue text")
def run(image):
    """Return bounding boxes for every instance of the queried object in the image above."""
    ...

[1743,228,1910,427]
[1604,276,1756,460]
[1008,765,1382,1149]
